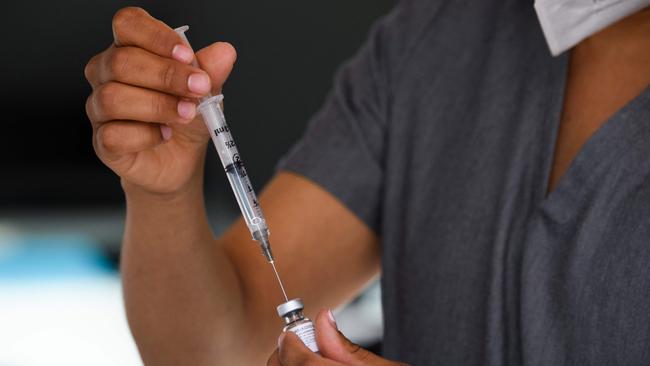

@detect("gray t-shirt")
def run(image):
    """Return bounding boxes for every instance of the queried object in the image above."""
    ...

[278,0,650,364]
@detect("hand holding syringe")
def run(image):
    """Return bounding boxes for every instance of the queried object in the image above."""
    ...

[174,26,288,302]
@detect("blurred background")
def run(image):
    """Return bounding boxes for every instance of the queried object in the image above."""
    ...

[0,0,393,364]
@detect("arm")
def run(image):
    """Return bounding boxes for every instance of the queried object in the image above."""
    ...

[84,8,380,364]
[123,172,380,365]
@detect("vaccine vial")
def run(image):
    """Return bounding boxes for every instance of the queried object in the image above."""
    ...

[277,298,319,353]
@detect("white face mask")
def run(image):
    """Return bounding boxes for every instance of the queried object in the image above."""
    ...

[535,0,650,56]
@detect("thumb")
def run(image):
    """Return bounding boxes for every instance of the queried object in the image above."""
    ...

[315,309,389,366]
[195,41,237,95]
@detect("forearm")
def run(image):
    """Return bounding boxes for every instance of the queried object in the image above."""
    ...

[120,173,247,365]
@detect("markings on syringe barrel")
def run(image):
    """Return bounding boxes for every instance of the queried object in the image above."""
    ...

[224,155,260,208]
[224,154,248,178]
[213,126,236,149]
[214,125,230,136]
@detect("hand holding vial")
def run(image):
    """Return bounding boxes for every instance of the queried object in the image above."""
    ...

[268,308,409,365]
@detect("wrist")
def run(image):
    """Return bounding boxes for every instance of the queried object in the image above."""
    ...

[120,151,213,245]
[121,160,206,210]
[122,177,203,205]
[122,152,207,206]
[120,150,215,239]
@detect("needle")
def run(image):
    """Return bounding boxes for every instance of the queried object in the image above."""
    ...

[270,260,289,302]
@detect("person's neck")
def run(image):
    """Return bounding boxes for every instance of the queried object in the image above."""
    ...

[579,8,650,67]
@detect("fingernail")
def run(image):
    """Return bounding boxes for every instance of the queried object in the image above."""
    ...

[327,309,338,328]
[177,100,196,120]
[160,125,173,141]
[172,44,194,64]
[277,332,286,349]
[188,73,211,94]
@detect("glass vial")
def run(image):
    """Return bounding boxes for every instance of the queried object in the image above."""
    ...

[277,298,319,353]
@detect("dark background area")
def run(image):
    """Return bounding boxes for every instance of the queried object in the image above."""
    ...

[1,0,394,214]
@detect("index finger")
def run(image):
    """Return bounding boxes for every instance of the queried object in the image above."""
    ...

[111,7,192,62]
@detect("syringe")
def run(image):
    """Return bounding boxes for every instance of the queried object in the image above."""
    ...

[174,26,288,302]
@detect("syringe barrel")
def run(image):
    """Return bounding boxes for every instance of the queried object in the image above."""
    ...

[198,96,270,240]
[173,25,271,252]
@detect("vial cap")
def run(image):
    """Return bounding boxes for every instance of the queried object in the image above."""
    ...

[277,298,304,317]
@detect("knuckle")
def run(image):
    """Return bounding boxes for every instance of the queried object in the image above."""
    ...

[159,63,177,89]
[84,54,99,82]
[349,343,363,354]
[108,47,131,80]
[112,7,144,31]
[112,7,145,41]
[149,28,168,51]
[343,340,374,362]
[97,124,123,153]
[85,95,95,121]
[349,343,372,361]
[136,125,155,146]
[355,349,372,362]
[95,83,120,117]
[149,93,166,118]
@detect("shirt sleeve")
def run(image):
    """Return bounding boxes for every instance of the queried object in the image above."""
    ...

[276,1,416,233]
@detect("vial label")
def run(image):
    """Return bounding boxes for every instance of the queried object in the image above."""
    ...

[288,322,319,353]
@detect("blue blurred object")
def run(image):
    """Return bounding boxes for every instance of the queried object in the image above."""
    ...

[0,232,142,365]
[0,234,114,281]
